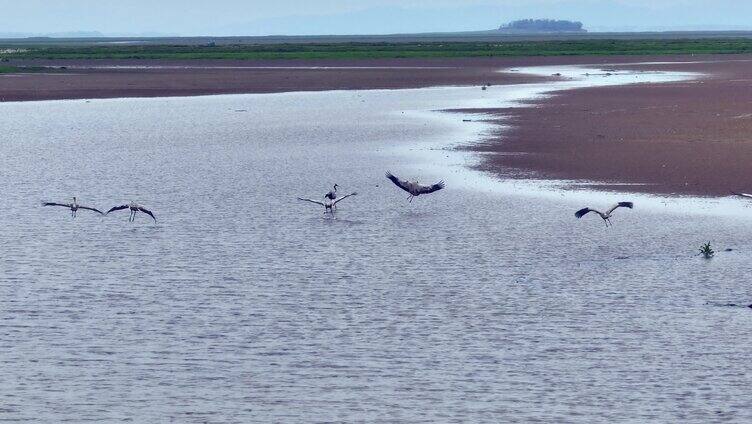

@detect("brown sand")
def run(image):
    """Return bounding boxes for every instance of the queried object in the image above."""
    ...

[3,54,752,196]
[0,57,557,102]
[0,55,733,102]
[469,57,752,196]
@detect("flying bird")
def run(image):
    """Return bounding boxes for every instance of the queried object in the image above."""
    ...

[298,192,357,214]
[575,202,634,227]
[385,171,445,202]
[43,197,103,218]
[731,191,752,199]
[106,202,157,223]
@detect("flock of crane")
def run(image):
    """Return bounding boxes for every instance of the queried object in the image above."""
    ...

[297,172,752,227]
[43,173,752,227]
[43,198,156,223]
[297,171,445,214]
[299,170,634,226]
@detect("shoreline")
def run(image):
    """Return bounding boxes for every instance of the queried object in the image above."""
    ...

[0,54,742,103]
[5,54,752,197]
[0,57,548,102]
[465,58,752,197]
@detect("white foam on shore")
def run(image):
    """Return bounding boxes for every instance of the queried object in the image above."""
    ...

[392,65,752,219]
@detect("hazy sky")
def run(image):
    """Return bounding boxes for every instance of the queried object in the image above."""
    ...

[1,0,750,36]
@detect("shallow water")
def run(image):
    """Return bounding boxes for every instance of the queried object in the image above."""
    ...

[2,67,752,423]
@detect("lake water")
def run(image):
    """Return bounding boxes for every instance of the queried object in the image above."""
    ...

[2,66,752,423]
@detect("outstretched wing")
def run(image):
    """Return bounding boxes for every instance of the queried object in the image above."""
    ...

[606,201,634,215]
[417,180,445,195]
[297,197,326,207]
[575,207,593,219]
[732,191,752,199]
[43,202,71,208]
[106,205,129,215]
[79,205,104,215]
[385,171,411,193]
[332,192,357,206]
[138,207,157,223]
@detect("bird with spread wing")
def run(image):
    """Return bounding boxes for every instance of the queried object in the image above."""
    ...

[385,171,445,202]
[575,202,633,227]
[106,202,157,223]
[298,190,357,214]
[43,197,103,218]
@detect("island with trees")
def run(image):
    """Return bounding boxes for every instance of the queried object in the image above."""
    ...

[498,19,586,33]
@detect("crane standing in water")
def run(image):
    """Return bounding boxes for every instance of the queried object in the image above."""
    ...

[298,192,357,214]
[325,184,338,201]
[324,184,340,210]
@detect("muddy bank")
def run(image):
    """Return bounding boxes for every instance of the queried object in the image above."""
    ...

[4,54,752,197]
[1,54,748,102]
[468,58,752,196]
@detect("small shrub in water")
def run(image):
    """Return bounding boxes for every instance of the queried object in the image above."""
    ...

[699,242,714,259]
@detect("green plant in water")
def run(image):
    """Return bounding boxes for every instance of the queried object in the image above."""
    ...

[699,242,714,259]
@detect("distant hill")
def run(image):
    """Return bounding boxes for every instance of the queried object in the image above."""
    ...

[0,31,105,39]
[499,19,586,33]
[0,30,176,39]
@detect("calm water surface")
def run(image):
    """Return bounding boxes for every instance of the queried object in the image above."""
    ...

[2,67,752,423]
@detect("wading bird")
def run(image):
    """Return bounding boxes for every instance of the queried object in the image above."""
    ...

[575,202,634,227]
[325,184,339,201]
[385,171,445,202]
[43,197,103,218]
[298,192,357,214]
[106,202,157,223]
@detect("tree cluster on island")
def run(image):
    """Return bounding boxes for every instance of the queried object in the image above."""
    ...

[498,19,586,33]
